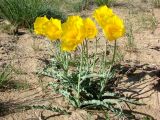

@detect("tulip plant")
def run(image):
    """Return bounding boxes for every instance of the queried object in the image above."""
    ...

[34,5,135,117]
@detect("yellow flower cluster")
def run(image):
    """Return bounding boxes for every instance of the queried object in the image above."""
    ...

[61,16,98,51]
[34,5,125,51]
[93,5,125,41]
[61,16,85,51]
[34,16,97,52]
[34,16,62,40]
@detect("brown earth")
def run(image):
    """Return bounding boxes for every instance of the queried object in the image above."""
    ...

[0,0,160,120]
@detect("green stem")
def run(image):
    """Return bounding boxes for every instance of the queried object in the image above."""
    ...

[99,40,117,97]
[55,40,62,62]
[64,52,69,73]
[100,51,105,74]
[85,40,89,72]
[77,44,84,107]
[111,40,117,65]
[102,41,108,72]
[92,37,98,72]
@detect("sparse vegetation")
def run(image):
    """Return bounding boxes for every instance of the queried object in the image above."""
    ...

[152,0,160,8]
[0,0,160,119]
[0,65,12,88]
[0,65,30,90]
[139,13,158,33]
[95,0,115,6]
[12,81,30,90]
[125,19,136,51]
[0,0,66,33]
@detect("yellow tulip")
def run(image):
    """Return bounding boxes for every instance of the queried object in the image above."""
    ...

[93,5,113,27]
[61,36,79,52]
[43,18,62,40]
[34,16,49,35]
[103,15,125,41]
[66,16,84,29]
[83,18,98,39]
[61,16,85,52]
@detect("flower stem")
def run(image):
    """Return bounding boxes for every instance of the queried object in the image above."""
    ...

[77,44,84,107]
[92,37,98,72]
[103,41,108,72]
[111,40,117,65]
[85,40,89,72]
[64,52,69,73]
[99,40,117,98]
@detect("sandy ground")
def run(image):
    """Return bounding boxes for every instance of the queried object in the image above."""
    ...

[0,0,160,120]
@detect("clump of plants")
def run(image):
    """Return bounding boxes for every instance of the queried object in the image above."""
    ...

[0,0,66,33]
[152,0,160,8]
[95,0,115,6]
[34,5,137,118]
[0,65,12,89]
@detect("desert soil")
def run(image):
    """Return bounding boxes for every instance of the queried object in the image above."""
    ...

[0,0,160,120]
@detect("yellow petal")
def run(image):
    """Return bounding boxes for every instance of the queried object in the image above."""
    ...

[61,15,85,52]
[43,18,62,40]
[103,15,125,41]
[83,17,98,39]
[34,16,49,35]
[93,5,113,27]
